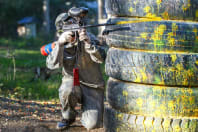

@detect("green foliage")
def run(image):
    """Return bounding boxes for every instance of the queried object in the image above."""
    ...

[0,50,45,68]
[0,0,98,37]
[0,46,61,100]
[0,32,54,49]
[0,0,43,37]
[0,72,61,100]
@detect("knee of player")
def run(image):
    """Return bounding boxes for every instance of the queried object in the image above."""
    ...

[83,118,98,130]
[81,110,99,130]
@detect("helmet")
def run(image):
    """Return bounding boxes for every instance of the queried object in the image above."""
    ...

[55,13,69,31]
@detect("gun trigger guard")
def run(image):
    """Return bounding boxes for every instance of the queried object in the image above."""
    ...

[102,30,109,35]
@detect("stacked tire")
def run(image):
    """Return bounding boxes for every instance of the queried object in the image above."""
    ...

[104,0,198,132]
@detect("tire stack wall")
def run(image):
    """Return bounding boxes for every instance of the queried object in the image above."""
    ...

[104,0,198,131]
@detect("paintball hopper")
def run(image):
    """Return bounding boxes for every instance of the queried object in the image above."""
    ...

[68,7,88,19]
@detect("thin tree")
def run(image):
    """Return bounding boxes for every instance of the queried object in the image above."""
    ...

[97,0,105,34]
[43,0,50,33]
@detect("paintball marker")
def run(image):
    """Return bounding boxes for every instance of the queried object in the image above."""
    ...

[41,7,162,56]
[58,7,162,33]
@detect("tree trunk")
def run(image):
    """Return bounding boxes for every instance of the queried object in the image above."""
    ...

[43,0,50,33]
[98,0,104,21]
[97,0,105,34]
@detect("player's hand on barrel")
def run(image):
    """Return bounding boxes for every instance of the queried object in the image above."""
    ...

[78,29,91,44]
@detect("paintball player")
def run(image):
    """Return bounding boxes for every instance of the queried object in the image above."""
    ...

[46,7,105,130]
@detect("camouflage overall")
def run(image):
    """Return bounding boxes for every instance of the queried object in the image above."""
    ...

[46,32,105,129]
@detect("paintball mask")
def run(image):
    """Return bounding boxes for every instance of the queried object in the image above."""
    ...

[55,7,88,38]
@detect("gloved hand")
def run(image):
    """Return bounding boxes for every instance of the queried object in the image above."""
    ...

[58,31,75,46]
[78,29,91,44]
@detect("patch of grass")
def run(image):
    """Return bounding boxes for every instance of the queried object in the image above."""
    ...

[0,34,54,49]
[0,37,109,100]
[1,75,61,100]
[0,44,61,100]
[0,63,61,100]
[0,50,45,68]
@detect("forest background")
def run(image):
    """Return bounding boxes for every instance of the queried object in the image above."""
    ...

[0,0,107,100]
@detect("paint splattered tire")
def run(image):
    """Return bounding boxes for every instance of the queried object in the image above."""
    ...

[105,48,198,86]
[104,17,198,52]
[104,106,198,132]
[105,0,198,21]
[106,78,198,117]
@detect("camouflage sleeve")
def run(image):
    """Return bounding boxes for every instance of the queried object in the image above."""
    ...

[46,42,64,69]
[84,33,105,64]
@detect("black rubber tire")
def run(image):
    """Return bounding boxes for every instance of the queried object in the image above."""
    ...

[105,48,198,86]
[104,17,198,52]
[105,0,198,21]
[107,78,198,117]
[104,106,198,132]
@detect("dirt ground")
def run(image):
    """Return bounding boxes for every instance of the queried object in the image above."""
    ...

[0,97,104,132]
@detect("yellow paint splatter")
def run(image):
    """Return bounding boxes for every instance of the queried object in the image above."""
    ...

[136,98,143,108]
[116,128,120,132]
[144,6,151,13]
[171,54,177,63]
[168,101,175,111]
[189,96,195,105]
[196,60,198,65]
[176,64,183,73]
[129,7,133,13]
[193,28,197,34]
[157,25,166,35]
[175,63,189,85]
[117,113,123,119]
[172,23,178,32]
[140,69,147,82]
[187,88,193,95]
[154,109,162,117]
[135,76,141,82]
[133,0,138,6]
[161,11,169,19]
[167,23,178,46]
[196,10,198,18]
[167,32,176,46]
[156,0,162,6]
[144,6,157,18]
[193,28,198,43]
[182,0,191,11]
[122,90,128,97]
[146,13,157,18]
[140,32,148,40]
[181,95,189,107]
[172,125,181,132]
[156,0,162,11]
[116,17,162,25]
[151,24,166,48]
